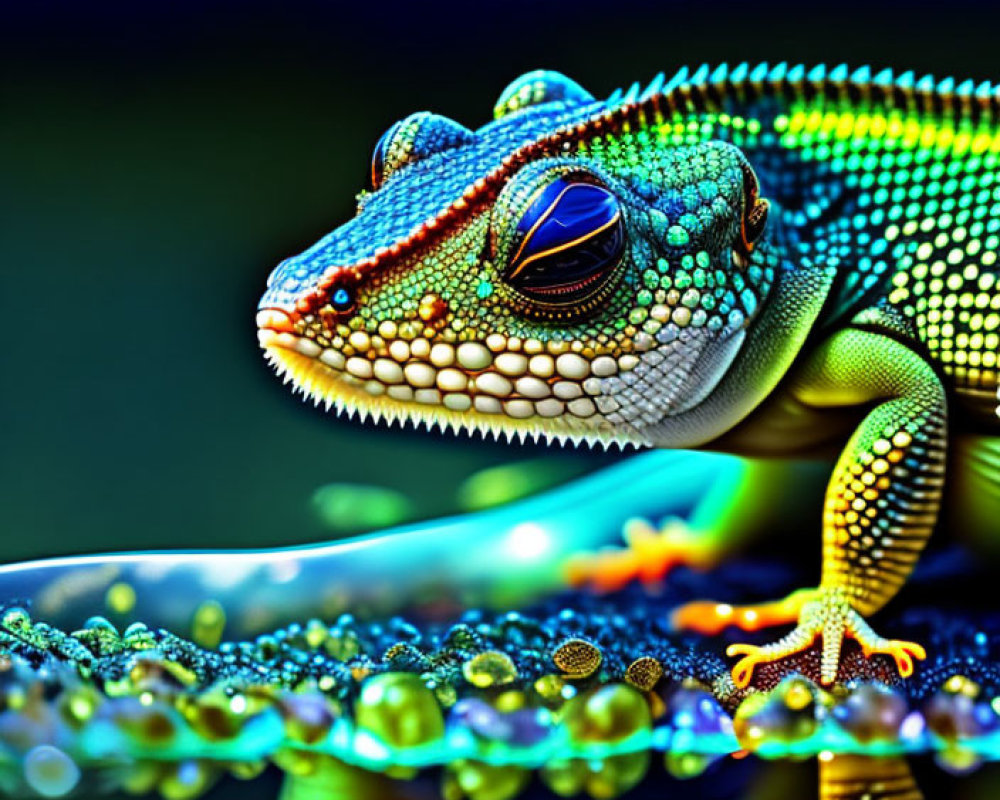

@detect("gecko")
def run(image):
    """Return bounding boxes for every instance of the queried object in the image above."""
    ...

[256,63,1000,691]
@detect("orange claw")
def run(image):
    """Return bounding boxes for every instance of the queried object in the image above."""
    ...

[860,639,927,678]
[717,590,928,689]
[724,626,819,688]
[726,643,766,689]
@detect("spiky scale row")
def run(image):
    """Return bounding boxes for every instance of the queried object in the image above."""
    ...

[262,349,633,450]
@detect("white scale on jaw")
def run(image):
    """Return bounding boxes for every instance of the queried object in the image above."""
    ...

[258,290,752,448]
[257,325,651,448]
[257,241,758,447]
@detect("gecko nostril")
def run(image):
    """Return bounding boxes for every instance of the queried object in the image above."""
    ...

[330,286,355,312]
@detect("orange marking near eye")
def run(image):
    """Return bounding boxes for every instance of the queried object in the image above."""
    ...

[418,293,449,323]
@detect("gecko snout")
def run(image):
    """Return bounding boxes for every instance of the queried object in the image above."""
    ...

[256,308,299,351]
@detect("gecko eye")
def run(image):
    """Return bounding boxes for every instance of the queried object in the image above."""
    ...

[502,176,625,307]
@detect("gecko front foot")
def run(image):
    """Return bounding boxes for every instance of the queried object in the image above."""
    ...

[566,518,717,593]
[724,588,926,688]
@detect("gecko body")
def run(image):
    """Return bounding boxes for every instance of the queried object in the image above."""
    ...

[257,64,1000,688]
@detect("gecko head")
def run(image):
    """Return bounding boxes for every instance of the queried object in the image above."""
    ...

[258,70,776,447]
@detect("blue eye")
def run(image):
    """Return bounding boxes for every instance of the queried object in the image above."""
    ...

[331,287,354,312]
[504,177,625,305]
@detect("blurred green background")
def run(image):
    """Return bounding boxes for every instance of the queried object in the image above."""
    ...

[3,2,1000,798]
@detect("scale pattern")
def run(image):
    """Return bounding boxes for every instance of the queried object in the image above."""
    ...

[768,106,1000,411]
[255,64,1000,777]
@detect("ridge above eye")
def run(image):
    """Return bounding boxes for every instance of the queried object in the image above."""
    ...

[370,113,477,190]
[502,176,625,305]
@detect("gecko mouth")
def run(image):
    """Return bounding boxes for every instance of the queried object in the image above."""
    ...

[256,314,646,448]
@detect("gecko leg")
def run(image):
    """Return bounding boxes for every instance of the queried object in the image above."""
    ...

[695,329,944,687]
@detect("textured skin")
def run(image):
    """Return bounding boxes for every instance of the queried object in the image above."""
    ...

[257,64,1000,691]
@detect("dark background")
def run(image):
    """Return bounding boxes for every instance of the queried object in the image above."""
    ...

[3,1,1000,797]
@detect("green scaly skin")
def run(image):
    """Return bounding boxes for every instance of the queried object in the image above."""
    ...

[257,64,1000,690]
